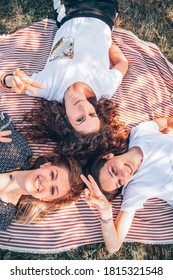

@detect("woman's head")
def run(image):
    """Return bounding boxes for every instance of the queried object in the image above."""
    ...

[16,154,83,223]
[85,147,142,201]
[64,89,101,134]
[85,155,122,201]
[23,98,129,163]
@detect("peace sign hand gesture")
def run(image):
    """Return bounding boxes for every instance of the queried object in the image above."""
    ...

[80,174,112,220]
[12,68,44,95]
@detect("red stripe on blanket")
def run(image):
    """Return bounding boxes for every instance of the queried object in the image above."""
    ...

[0,20,173,253]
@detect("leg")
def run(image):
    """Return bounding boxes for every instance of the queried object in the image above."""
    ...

[61,0,119,29]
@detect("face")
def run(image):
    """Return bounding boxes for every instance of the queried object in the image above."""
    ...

[99,152,141,192]
[65,92,101,134]
[24,163,71,201]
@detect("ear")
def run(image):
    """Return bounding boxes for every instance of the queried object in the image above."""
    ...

[102,153,114,160]
[40,162,52,168]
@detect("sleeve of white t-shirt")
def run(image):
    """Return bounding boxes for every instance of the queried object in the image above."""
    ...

[121,121,160,211]
[129,120,159,147]
[103,68,122,99]
[121,181,148,211]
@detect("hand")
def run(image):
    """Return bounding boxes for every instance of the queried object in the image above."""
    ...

[80,174,112,219]
[12,68,44,95]
[0,130,12,143]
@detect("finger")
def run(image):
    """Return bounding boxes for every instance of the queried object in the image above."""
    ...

[87,174,103,195]
[0,136,12,143]
[88,196,106,210]
[14,68,27,79]
[13,76,25,94]
[25,83,44,95]
[80,174,93,191]
[25,84,37,95]
[84,188,90,198]
[0,130,12,136]
[30,81,45,90]
[14,69,44,90]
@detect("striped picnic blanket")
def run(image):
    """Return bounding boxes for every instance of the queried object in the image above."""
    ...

[0,19,173,254]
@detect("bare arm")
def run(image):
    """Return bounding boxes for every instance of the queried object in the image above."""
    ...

[81,174,135,253]
[154,117,173,131]
[109,41,128,78]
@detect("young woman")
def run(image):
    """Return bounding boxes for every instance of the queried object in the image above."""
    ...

[0,112,83,230]
[0,0,128,136]
[22,98,129,163]
[81,116,173,253]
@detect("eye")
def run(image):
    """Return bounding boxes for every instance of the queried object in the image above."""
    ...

[76,116,85,123]
[111,167,116,175]
[51,186,55,195]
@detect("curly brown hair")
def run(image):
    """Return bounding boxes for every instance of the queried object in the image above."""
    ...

[23,98,129,164]
[16,153,83,224]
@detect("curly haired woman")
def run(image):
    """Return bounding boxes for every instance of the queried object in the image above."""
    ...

[0,0,128,136]
[23,98,129,164]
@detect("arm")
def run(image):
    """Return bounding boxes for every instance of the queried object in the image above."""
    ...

[81,174,135,253]
[109,41,128,78]
[0,69,44,94]
[154,117,173,132]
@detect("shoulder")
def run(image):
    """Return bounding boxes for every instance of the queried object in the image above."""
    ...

[0,200,17,230]
[130,120,159,141]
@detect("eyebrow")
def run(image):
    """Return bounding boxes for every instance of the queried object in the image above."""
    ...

[108,167,118,189]
[55,170,58,180]
[108,167,113,178]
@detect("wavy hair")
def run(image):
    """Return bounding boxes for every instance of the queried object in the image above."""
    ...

[23,98,129,164]
[15,153,83,224]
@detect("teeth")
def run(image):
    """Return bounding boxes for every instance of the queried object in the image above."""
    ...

[36,177,39,191]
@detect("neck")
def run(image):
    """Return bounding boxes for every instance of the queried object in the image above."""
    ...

[0,170,28,205]
[129,146,143,170]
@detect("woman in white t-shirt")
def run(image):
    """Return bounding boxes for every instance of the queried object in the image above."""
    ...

[81,116,173,253]
[0,0,128,136]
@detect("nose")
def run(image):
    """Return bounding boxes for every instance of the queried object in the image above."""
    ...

[120,167,130,180]
[38,176,51,192]
[78,103,87,111]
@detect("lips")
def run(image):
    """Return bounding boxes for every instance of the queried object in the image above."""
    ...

[35,176,43,192]
[125,164,133,175]
[35,176,39,192]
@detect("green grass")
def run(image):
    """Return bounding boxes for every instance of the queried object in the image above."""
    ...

[0,0,173,260]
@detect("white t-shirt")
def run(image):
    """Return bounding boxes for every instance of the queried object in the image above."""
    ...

[26,18,122,102]
[121,121,173,211]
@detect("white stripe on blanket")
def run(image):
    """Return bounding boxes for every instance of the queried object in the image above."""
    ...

[0,19,173,253]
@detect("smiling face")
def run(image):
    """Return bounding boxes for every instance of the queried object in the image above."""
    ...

[99,148,143,192]
[24,163,71,201]
[64,84,101,134]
